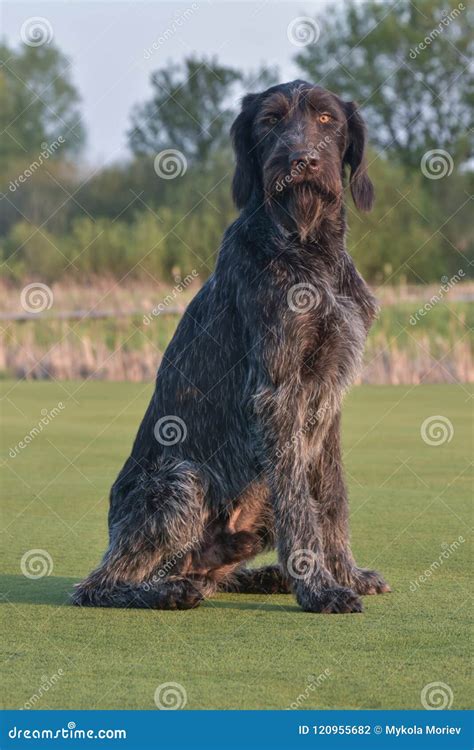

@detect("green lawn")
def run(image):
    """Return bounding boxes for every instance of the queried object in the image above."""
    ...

[1,381,472,710]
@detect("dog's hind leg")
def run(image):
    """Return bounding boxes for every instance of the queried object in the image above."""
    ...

[72,459,212,609]
[187,527,264,587]
[192,482,280,592]
[309,413,391,596]
[72,572,214,610]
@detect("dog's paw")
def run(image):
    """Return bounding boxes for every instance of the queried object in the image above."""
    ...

[350,568,391,596]
[296,585,363,614]
[158,589,204,610]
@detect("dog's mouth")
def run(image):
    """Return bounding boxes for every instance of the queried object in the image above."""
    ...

[264,157,340,200]
[263,166,344,240]
[268,173,340,204]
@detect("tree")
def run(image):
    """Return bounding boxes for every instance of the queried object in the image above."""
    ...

[295,0,473,169]
[0,42,85,172]
[128,56,278,166]
[128,57,243,165]
[346,152,448,283]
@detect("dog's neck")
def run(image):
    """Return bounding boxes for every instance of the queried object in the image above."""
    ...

[241,195,347,262]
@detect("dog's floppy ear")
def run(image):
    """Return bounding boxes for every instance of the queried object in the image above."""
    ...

[343,101,374,212]
[231,93,260,209]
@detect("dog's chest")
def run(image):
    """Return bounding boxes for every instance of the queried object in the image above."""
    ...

[269,253,368,392]
[297,287,366,389]
[262,249,371,398]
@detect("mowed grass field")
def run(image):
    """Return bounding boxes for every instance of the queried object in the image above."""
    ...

[1,381,472,710]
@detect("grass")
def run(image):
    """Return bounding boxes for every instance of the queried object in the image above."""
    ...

[1,380,472,710]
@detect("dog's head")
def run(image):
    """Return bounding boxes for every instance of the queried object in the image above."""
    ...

[231,80,374,239]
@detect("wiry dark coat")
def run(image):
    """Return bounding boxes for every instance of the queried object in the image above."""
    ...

[73,80,390,613]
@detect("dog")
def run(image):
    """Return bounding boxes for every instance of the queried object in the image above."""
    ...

[73,80,390,614]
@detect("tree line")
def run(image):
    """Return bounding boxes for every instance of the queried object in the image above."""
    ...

[1,0,472,286]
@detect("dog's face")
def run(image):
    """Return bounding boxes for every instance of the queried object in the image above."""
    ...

[231,80,374,239]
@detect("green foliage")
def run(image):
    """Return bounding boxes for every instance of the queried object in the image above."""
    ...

[0,42,85,172]
[1,160,78,237]
[347,153,448,282]
[129,57,243,165]
[295,0,473,168]
[0,13,472,286]
[0,41,84,238]
[1,203,227,283]
[1,221,66,283]
[128,57,278,166]
[294,0,473,279]
[74,158,159,222]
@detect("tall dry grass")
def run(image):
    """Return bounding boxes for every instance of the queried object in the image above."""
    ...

[1,280,472,384]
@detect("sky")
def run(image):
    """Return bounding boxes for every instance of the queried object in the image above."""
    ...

[2,1,329,165]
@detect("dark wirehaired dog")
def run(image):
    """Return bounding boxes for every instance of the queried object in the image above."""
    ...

[73,80,390,614]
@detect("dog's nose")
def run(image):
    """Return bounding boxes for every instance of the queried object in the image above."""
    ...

[289,150,319,172]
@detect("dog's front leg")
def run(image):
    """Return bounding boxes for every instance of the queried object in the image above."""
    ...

[257,387,363,614]
[310,412,391,596]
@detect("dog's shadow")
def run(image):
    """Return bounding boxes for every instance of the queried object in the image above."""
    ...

[206,599,299,613]
[0,575,75,606]
[1,575,300,612]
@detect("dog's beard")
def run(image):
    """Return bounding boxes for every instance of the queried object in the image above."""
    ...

[264,166,343,241]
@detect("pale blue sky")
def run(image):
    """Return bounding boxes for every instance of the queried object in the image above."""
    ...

[2,1,329,165]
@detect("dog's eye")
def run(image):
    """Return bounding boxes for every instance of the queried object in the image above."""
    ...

[319,113,332,124]
[267,116,279,125]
